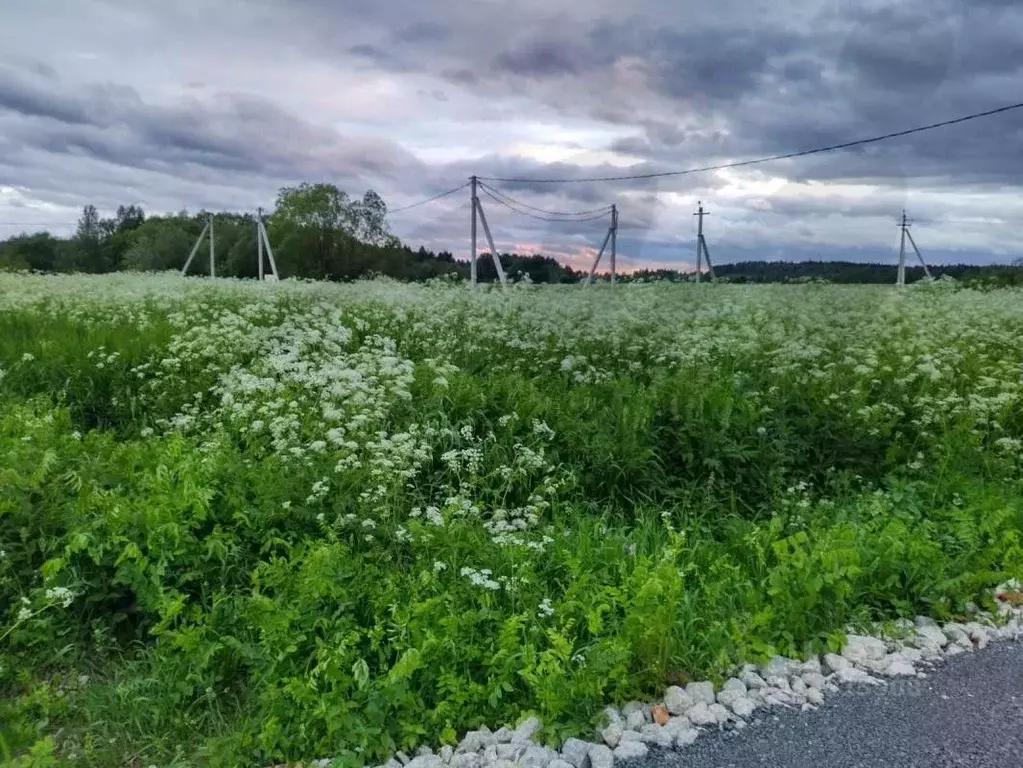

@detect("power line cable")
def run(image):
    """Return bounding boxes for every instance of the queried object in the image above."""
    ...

[478,182,612,218]
[388,182,470,213]
[0,221,77,226]
[478,186,611,223]
[479,101,1023,184]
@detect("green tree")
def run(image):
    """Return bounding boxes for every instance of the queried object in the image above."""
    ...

[268,183,398,279]
[0,233,64,272]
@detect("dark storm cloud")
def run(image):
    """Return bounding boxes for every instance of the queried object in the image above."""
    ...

[835,5,960,91]
[0,64,423,182]
[429,0,1023,192]
[647,27,803,104]
[482,16,803,110]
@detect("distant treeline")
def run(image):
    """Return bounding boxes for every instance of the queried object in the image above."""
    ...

[624,261,1023,287]
[0,183,587,284]
[2,182,1021,287]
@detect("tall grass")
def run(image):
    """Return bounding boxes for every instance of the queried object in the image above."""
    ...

[0,272,1021,767]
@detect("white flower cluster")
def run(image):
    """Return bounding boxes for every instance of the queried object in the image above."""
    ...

[459,567,501,591]
[44,586,76,607]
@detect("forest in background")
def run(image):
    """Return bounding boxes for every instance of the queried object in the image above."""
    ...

[2,182,1022,286]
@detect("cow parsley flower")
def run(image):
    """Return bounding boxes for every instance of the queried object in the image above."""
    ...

[44,586,76,607]
[460,567,501,591]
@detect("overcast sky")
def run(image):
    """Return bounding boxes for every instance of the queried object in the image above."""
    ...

[1,0,1022,271]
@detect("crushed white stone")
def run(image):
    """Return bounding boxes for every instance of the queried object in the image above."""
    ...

[612,741,649,762]
[559,738,590,768]
[685,702,718,727]
[716,678,748,708]
[600,722,623,748]
[841,634,888,664]
[823,653,852,674]
[708,703,731,725]
[588,744,613,768]
[663,686,693,715]
[731,697,757,719]
[833,666,882,685]
[686,681,716,706]
[624,710,646,731]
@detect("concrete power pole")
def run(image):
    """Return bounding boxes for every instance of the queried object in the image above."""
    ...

[470,176,478,289]
[209,214,215,278]
[583,205,620,286]
[897,210,932,286]
[694,202,715,283]
[181,214,216,277]
[610,204,618,285]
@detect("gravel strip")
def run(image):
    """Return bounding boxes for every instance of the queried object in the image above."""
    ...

[634,639,1023,768]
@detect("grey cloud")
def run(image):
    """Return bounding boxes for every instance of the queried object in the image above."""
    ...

[646,27,802,104]
[483,17,801,108]
[492,39,584,79]
[394,21,449,44]
[609,137,651,156]
[0,64,423,184]
[574,3,1023,192]
[0,69,95,126]
[442,68,479,86]
[834,6,961,92]
[349,44,391,62]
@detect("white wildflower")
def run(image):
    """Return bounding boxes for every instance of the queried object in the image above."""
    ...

[44,586,75,607]
[460,567,501,591]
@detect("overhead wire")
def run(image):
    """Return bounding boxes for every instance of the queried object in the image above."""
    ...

[0,221,77,226]
[387,182,471,213]
[478,101,1023,184]
[478,186,611,223]
[477,182,612,218]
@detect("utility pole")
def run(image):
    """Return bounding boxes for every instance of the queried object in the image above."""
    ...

[209,214,215,278]
[466,176,507,289]
[255,208,280,281]
[584,205,620,286]
[610,204,618,285]
[257,207,264,281]
[470,176,478,289]
[897,210,932,286]
[694,201,715,283]
[181,213,216,277]
[897,210,907,287]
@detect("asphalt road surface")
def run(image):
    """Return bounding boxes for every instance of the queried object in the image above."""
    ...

[637,640,1023,768]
